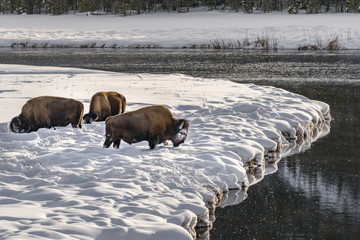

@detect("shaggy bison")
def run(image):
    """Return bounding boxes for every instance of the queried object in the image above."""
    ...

[83,91,126,124]
[103,105,189,149]
[10,96,84,133]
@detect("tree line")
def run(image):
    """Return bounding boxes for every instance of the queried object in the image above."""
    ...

[0,0,359,15]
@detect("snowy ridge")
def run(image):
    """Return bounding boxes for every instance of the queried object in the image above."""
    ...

[0,65,330,239]
[0,12,359,50]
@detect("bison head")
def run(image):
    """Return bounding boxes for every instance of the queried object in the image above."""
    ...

[171,119,189,147]
[10,116,28,133]
[83,112,98,124]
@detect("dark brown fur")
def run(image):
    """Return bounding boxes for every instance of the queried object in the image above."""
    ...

[83,91,126,124]
[10,96,84,133]
[104,105,189,149]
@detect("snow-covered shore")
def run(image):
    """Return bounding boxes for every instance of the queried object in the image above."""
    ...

[0,64,331,239]
[0,11,359,50]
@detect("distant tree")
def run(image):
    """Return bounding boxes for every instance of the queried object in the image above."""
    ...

[203,0,222,10]
[129,0,143,14]
[0,0,12,13]
[113,0,130,14]
[78,0,97,11]
[68,0,78,12]
[272,0,284,11]
[14,0,27,13]
[305,0,320,13]
[172,0,192,12]
[45,0,69,15]
[334,0,346,12]
[348,0,359,12]
[102,0,114,12]
[225,0,241,12]
[261,0,272,12]
[288,0,302,13]
[1,0,359,15]
[241,0,252,12]
[322,0,331,12]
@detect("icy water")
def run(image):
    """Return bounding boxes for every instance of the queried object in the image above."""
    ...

[1,49,359,239]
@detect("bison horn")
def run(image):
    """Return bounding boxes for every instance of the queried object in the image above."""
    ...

[179,121,184,130]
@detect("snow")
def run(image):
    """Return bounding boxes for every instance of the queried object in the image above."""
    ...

[0,11,359,49]
[0,64,331,239]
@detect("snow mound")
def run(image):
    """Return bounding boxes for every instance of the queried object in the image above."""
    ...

[0,65,330,239]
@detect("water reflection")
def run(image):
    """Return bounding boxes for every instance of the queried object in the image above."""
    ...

[280,159,359,221]
[197,117,332,239]
[210,82,360,239]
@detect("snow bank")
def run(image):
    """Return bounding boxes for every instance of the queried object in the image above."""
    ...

[0,64,330,239]
[0,11,359,49]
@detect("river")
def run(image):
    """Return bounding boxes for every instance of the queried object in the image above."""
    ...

[0,48,359,239]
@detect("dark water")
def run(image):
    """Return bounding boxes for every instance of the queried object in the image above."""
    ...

[1,48,359,239]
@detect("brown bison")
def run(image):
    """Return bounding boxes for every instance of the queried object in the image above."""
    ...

[83,91,126,124]
[103,105,189,149]
[10,96,84,133]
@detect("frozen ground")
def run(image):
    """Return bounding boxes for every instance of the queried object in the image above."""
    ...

[0,64,330,239]
[0,11,359,49]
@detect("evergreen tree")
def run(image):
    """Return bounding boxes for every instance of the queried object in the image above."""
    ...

[226,0,241,12]
[305,0,320,13]
[262,0,272,12]
[242,0,252,13]
[321,0,330,12]
[129,0,142,14]
[15,0,27,13]
[1,0,359,15]
[203,0,220,10]
[45,0,69,15]
[288,0,302,13]
[113,0,130,14]
[0,0,12,13]
[272,0,283,11]
[348,0,359,12]
[78,0,97,12]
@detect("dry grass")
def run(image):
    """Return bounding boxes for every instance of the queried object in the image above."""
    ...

[327,35,339,50]
[212,33,278,51]
[298,34,341,50]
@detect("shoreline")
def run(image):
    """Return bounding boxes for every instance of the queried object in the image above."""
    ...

[1,12,359,50]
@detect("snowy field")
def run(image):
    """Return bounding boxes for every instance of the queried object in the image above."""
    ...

[0,64,331,239]
[0,11,359,49]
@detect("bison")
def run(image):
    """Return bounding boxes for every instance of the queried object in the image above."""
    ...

[10,96,84,133]
[103,105,189,149]
[83,91,126,124]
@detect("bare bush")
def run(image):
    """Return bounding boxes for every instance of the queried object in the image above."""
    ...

[327,35,340,50]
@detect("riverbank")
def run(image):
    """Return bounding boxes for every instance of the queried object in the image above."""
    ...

[0,63,331,239]
[0,11,359,50]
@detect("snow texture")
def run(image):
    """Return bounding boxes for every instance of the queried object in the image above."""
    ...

[0,11,359,49]
[0,65,330,239]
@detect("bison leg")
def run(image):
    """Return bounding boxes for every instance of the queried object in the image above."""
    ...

[113,139,121,149]
[148,137,160,149]
[72,122,82,128]
[103,136,113,148]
